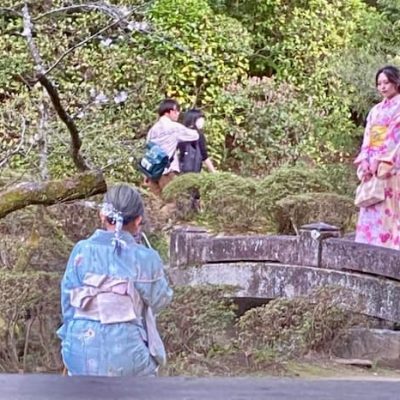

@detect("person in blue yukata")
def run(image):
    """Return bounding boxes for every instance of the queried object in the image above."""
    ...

[57,184,173,376]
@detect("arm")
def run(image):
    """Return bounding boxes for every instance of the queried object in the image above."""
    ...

[58,243,83,339]
[135,250,173,314]
[174,122,199,142]
[203,158,217,173]
[199,132,216,173]
[354,110,373,180]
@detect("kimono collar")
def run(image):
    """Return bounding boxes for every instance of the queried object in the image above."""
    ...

[91,229,136,246]
[383,93,400,107]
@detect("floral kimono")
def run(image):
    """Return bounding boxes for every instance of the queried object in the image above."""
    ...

[355,94,400,249]
[57,229,173,376]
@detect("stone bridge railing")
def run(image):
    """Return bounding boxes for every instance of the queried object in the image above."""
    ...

[168,223,400,322]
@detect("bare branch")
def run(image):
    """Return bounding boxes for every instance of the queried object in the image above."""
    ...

[22,2,90,172]
[22,4,45,73]
[37,90,49,180]
[37,75,91,171]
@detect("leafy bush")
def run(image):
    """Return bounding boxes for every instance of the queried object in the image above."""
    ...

[148,0,251,160]
[0,271,61,372]
[237,288,359,361]
[319,163,359,197]
[158,285,237,375]
[163,166,334,233]
[275,193,357,234]
[211,78,360,175]
[211,0,367,76]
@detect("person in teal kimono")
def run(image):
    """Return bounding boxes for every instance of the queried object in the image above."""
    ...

[57,184,173,376]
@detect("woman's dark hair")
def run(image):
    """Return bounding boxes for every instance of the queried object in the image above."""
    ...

[158,98,180,117]
[375,65,400,92]
[182,109,204,129]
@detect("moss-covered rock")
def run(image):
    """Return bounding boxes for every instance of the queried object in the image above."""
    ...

[275,192,357,234]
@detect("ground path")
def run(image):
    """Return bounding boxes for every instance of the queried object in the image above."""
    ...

[2,375,400,400]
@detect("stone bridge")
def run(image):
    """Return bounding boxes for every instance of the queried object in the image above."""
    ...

[168,223,400,323]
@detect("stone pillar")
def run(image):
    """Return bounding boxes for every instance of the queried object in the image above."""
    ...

[297,222,341,267]
[169,226,209,268]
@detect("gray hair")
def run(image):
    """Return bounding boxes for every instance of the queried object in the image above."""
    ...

[103,184,144,223]
[101,184,144,253]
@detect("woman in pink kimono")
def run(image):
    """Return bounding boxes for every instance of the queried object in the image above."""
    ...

[355,65,400,249]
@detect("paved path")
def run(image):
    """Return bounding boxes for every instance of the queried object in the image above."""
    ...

[1,375,400,400]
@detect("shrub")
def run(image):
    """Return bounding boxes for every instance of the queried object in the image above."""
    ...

[237,288,359,362]
[158,285,237,375]
[275,193,357,234]
[163,166,334,233]
[0,271,61,372]
[213,78,360,175]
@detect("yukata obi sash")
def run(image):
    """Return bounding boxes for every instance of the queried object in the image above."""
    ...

[70,273,165,365]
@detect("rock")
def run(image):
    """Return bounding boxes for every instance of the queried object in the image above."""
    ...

[333,358,373,368]
[333,328,400,365]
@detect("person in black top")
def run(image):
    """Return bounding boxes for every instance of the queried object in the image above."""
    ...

[178,109,216,211]
[179,109,216,174]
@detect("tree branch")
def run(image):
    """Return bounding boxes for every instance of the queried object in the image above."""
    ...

[22,4,45,72]
[37,90,49,181]
[37,74,90,171]
[22,2,90,172]
[0,170,107,219]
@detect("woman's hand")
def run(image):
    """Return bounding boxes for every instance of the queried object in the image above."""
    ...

[360,160,372,181]
[369,159,380,175]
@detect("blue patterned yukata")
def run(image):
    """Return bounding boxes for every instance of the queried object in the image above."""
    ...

[57,229,173,376]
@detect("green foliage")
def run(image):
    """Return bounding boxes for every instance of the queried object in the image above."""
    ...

[163,166,334,233]
[211,0,366,76]
[275,192,356,234]
[377,0,400,23]
[319,163,359,197]
[0,270,61,372]
[237,288,358,360]
[209,0,400,170]
[0,0,251,181]
[148,0,250,103]
[147,0,251,159]
[214,78,359,174]
[158,285,237,375]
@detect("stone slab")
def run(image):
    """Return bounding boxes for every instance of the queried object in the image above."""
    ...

[169,263,400,322]
[333,328,400,363]
[321,239,400,281]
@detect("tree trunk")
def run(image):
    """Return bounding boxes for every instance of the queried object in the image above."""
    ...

[0,170,106,219]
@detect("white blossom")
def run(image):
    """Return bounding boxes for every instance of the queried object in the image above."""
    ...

[114,91,128,104]
[100,38,113,47]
